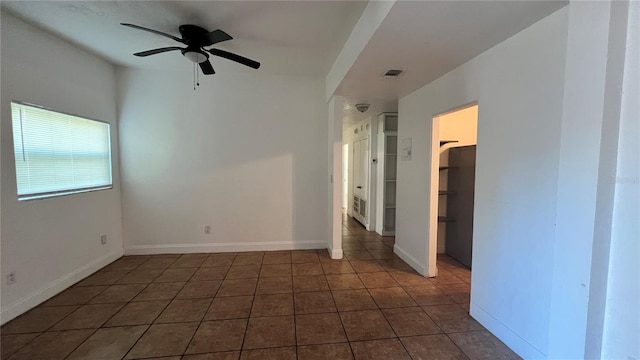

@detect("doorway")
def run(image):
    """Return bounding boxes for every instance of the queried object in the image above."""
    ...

[352,137,369,225]
[342,143,349,210]
[429,104,478,307]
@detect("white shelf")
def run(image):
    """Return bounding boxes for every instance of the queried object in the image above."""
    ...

[376,113,398,237]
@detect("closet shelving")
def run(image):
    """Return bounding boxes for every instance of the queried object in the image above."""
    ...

[376,113,398,236]
[437,140,459,223]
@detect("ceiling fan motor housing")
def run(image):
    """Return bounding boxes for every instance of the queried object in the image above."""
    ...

[179,25,209,47]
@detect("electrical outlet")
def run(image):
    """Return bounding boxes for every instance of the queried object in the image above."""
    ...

[7,272,16,285]
[100,235,107,245]
[204,225,211,234]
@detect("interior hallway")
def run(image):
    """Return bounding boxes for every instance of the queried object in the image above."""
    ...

[340,213,517,359]
[1,219,516,360]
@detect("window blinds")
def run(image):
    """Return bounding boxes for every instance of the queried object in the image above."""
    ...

[11,102,112,200]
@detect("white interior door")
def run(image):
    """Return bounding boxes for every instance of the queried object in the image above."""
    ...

[359,138,369,199]
[352,138,369,224]
[353,140,362,199]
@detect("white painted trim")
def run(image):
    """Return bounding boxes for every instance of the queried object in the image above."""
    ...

[0,249,123,325]
[328,241,344,260]
[470,302,547,360]
[393,244,427,276]
[125,241,326,255]
[329,97,345,260]
[428,114,440,278]
[330,248,344,259]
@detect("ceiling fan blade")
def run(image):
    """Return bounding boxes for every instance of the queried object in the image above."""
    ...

[133,47,184,57]
[199,60,215,75]
[200,29,233,47]
[121,23,185,44]
[207,49,260,69]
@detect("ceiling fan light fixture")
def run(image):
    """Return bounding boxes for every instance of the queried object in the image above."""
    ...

[122,23,261,74]
[355,103,371,113]
[183,50,208,63]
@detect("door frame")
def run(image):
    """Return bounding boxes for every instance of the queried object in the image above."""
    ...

[352,136,369,225]
[428,101,478,277]
[342,143,349,209]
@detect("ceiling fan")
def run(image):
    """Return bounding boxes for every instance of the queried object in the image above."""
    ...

[121,23,260,75]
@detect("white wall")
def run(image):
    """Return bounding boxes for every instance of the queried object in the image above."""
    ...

[547,1,618,358]
[601,1,639,358]
[396,8,569,358]
[117,68,328,254]
[0,13,123,323]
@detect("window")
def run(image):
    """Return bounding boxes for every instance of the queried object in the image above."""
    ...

[11,102,112,200]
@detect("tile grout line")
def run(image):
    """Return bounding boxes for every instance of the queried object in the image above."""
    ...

[234,252,261,356]
[102,256,180,360]
[290,253,298,360]
[408,250,475,360]
[360,267,411,353]
[354,236,432,359]
[60,256,170,360]
[53,260,154,360]
[181,252,237,358]
[326,274,357,358]
[356,250,419,360]
[118,254,207,360]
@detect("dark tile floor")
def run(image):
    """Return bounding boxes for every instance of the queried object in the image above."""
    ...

[0,216,520,360]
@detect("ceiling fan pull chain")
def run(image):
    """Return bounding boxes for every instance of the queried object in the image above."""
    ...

[197,66,200,87]
[193,62,196,91]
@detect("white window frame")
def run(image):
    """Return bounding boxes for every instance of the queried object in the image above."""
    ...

[11,101,113,201]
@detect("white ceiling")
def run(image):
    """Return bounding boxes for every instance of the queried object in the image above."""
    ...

[335,0,568,100]
[2,0,568,126]
[1,1,367,76]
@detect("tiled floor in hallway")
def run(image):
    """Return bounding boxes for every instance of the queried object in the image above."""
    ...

[1,216,520,359]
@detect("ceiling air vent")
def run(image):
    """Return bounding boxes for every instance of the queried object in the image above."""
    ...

[383,69,403,77]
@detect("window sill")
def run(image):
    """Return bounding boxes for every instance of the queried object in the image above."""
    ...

[18,186,113,201]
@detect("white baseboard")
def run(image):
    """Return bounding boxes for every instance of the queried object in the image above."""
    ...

[470,302,547,359]
[327,242,344,260]
[393,244,427,275]
[1,249,123,325]
[124,241,326,255]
